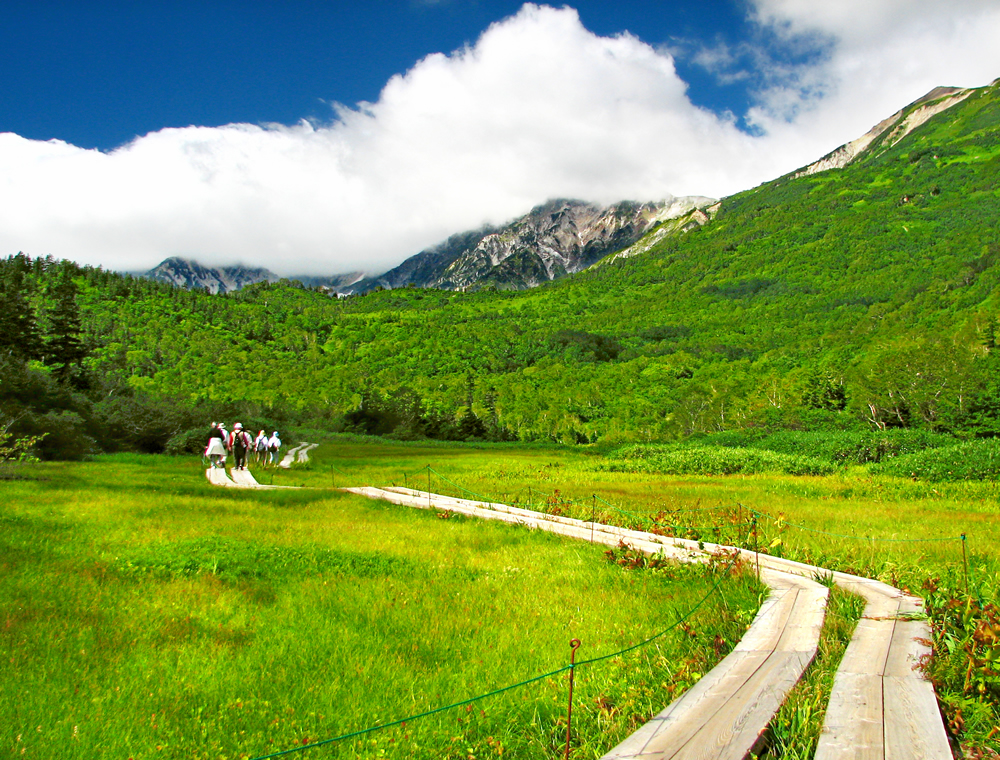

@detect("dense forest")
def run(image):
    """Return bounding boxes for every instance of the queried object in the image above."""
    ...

[2,80,1000,459]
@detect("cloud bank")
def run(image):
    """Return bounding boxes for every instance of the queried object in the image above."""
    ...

[1,2,999,276]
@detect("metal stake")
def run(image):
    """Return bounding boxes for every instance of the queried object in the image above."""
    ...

[753,515,759,580]
[590,493,597,543]
[962,533,969,595]
[564,639,581,760]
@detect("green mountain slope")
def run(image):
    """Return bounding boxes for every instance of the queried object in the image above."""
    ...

[3,79,1000,450]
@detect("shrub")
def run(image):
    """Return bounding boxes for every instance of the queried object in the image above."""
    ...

[751,429,958,466]
[871,439,1000,481]
[165,427,211,456]
[603,444,835,476]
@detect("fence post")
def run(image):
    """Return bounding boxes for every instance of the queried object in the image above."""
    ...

[564,639,582,760]
[753,515,759,581]
[590,493,597,543]
[961,533,969,595]
[427,466,432,507]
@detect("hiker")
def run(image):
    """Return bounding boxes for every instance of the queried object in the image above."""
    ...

[253,430,268,465]
[229,423,253,471]
[267,430,281,464]
[205,422,227,468]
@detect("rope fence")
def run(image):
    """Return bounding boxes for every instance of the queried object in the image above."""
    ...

[247,552,741,760]
[254,456,979,759]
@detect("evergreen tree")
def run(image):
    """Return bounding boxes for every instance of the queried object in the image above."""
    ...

[44,270,88,383]
[0,266,43,361]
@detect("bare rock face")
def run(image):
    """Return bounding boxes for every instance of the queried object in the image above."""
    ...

[144,257,280,294]
[351,196,715,293]
[796,86,973,178]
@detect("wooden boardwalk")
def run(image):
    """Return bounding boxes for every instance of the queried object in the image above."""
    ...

[279,442,318,468]
[345,486,952,760]
[814,574,950,760]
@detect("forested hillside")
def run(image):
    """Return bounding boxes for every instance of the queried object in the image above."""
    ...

[3,79,1000,456]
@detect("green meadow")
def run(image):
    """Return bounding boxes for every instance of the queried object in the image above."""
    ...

[1,449,762,760]
[308,436,1000,756]
[4,437,998,758]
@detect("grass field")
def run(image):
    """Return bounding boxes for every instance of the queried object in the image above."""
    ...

[1,451,762,760]
[298,435,1000,756]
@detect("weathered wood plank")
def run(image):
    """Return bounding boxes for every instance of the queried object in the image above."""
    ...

[883,675,952,760]
[814,672,884,760]
[205,467,237,487]
[229,468,259,487]
[653,650,813,760]
[884,598,932,679]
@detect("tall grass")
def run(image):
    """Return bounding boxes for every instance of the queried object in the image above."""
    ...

[1,453,761,759]
[295,435,1000,755]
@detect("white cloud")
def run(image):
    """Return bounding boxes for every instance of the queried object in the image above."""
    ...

[1,2,999,277]
[746,0,1000,138]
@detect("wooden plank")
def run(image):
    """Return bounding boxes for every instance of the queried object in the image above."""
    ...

[733,585,798,653]
[884,596,932,678]
[229,468,260,487]
[883,675,952,760]
[205,467,236,487]
[774,584,828,653]
[814,672,883,760]
[659,650,813,760]
[609,649,774,758]
[837,615,896,675]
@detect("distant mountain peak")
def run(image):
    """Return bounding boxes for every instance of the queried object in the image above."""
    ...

[144,257,280,294]
[344,196,717,294]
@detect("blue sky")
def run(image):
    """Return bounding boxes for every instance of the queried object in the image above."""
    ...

[2,0,763,150]
[2,1,999,276]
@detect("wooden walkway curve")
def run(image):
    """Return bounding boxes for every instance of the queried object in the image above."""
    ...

[279,442,318,469]
[344,486,951,760]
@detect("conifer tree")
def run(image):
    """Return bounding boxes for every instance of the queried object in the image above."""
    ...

[0,268,43,361]
[44,270,88,382]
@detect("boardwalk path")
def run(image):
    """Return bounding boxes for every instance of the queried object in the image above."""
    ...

[203,442,318,488]
[201,463,949,759]
[345,486,950,760]
[279,442,318,469]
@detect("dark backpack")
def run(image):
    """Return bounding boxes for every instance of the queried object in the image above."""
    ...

[233,431,249,452]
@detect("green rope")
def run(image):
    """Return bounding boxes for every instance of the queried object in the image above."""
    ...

[245,537,741,760]
[577,556,739,668]
[246,665,570,760]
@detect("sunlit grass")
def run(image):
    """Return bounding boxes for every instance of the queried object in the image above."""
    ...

[1,451,761,759]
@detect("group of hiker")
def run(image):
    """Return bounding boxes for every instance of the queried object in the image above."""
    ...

[204,422,281,470]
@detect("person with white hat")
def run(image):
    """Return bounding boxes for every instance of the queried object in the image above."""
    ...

[229,423,253,471]
[267,430,281,465]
